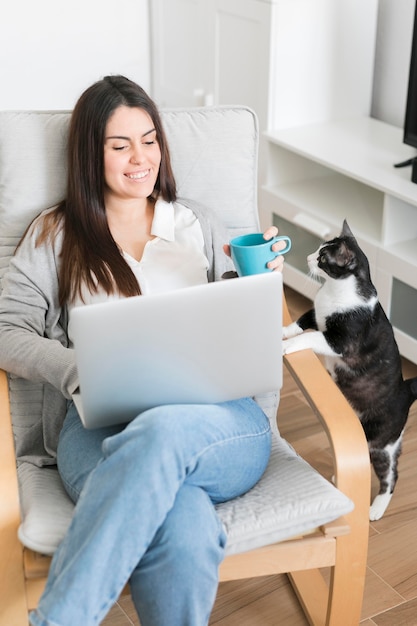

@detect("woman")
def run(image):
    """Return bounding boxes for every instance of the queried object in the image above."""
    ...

[0,75,284,626]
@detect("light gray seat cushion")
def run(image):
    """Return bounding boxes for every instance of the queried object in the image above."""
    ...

[18,434,353,557]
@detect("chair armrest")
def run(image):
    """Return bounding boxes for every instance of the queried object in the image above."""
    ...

[0,369,19,504]
[0,367,21,528]
[0,368,28,623]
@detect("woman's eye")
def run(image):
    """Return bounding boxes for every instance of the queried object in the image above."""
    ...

[113,145,127,151]
[144,140,156,146]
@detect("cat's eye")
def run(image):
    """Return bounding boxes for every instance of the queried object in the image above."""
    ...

[319,254,327,264]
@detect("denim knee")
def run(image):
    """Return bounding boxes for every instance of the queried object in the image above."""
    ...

[154,486,227,556]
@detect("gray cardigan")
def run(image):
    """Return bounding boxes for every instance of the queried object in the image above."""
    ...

[0,198,234,466]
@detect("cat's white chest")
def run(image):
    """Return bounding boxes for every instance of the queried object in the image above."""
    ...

[314,293,331,331]
[314,287,338,330]
[314,275,362,330]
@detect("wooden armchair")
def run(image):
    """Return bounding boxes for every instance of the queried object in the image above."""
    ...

[0,107,370,625]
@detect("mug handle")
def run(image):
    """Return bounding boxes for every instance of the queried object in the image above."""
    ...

[271,235,292,255]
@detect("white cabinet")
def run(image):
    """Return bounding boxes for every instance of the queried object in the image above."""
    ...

[150,0,271,129]
[260,117,417,362]
[149,0,213,108]
[150,0,274,182]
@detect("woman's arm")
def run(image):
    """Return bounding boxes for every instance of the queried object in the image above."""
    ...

[0,221,78,398]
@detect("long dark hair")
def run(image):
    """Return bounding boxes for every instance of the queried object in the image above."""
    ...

[36,75,177,305]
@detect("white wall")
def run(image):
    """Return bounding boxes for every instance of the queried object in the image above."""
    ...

[371,0,415,127]
[0,0,151,110]
[0,0,414,131]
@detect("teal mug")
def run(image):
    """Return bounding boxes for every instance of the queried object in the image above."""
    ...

[230,233,291,277]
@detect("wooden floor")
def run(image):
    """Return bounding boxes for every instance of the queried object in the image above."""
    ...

[101,286,417,626]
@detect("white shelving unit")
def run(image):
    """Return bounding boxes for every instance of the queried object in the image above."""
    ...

[260,116,417,363]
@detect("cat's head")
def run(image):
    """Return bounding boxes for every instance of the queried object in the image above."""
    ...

[308,220,371,282]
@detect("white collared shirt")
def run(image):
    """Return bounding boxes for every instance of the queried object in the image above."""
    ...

[67,199,209,341]
[128,198,209,295]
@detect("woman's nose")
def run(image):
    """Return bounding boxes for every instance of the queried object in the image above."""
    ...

[130,145,144,165]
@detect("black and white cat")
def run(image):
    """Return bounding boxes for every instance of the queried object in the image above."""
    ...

[283,220,417,520]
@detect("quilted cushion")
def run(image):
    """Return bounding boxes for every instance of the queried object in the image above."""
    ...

[18,463,74,555]
[217,436,353,555]
[17,433,353,557]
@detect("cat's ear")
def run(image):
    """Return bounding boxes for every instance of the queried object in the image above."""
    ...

[336,242,356,269]
[341,219,354,238]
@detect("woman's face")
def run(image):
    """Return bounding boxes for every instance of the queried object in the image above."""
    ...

[103,105,162,204]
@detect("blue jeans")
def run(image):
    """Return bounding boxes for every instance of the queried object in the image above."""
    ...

[29,398,271,626]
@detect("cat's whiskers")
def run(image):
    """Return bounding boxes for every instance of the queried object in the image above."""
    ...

[302,267,320,295]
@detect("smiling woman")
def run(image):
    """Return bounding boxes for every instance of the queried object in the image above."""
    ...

[0,74,285,626]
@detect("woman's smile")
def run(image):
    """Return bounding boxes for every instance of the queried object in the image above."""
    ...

[125,168,151,181]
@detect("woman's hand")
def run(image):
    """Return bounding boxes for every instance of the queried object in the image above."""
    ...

[223,226,286,273]
[262,226,285,272]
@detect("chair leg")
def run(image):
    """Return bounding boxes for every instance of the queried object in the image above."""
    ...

[289,529,368,626]
[324,532,367,626]
[288,569,328,626]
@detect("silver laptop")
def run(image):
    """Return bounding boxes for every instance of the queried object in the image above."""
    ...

[70,272,283,429]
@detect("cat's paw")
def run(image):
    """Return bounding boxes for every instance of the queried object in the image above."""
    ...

[282,322,303,340]
[282,337,303,355]
[369,493,392,521]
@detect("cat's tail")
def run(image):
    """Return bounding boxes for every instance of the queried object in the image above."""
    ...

[405,376,417,402]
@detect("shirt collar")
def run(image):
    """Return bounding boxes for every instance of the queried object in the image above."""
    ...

[150,198,175,241]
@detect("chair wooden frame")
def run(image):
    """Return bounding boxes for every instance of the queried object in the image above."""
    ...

[0,294,370,626]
